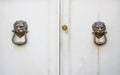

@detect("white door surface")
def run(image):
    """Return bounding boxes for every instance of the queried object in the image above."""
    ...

[60,0,120,75]
[0,0,120,75]
[0,0,59,75]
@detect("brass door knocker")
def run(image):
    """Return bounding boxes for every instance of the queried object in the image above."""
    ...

[12,20,28,46]
[92,22,107,45]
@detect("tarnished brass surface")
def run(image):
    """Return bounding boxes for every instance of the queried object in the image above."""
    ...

[92,22,107,45]
[12,20,28,46]
[62,25,68,31]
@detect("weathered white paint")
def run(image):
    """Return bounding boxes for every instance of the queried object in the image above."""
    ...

[98,0,120,75]
[0,0,120,75]
[59,0,72,75]
[60,0,120,75]
[0,0,59,75]
[60,0,98,75]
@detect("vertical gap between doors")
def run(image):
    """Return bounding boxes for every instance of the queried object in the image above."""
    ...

[97,46,100,75]
[59,0,61,75]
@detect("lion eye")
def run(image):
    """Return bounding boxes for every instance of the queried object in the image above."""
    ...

[95,27,99,29]
[20,26,24,28]
[101,27,105,29]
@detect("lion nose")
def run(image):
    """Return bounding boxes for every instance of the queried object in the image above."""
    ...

[17,27,21,30]
[98,28,102,31]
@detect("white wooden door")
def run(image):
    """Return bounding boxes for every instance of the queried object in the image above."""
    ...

[0,0,120,75]
[0,0,59,75]
[60,0,120,75]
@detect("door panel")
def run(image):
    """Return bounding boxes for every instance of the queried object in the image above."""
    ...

[0,0,59,75]
[70,1,98,75]
[60,0,98,75]
[60,0,120,75]
[0,0,120,75]
[99,0,120,75]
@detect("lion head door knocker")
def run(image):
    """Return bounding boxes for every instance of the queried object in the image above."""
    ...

[12,20,28,46]
[92,22,107,45]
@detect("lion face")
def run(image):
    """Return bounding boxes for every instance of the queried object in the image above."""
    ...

[13,20,28,38]
[92,22,106,39]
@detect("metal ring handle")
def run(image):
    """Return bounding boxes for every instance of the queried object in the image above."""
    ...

[12,32,27,46]
[93,33,107,45]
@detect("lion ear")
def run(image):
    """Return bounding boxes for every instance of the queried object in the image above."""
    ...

[102,22,106,30]
[14,21,18,28]
[23,21,28,30]
[92,23,96,31]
